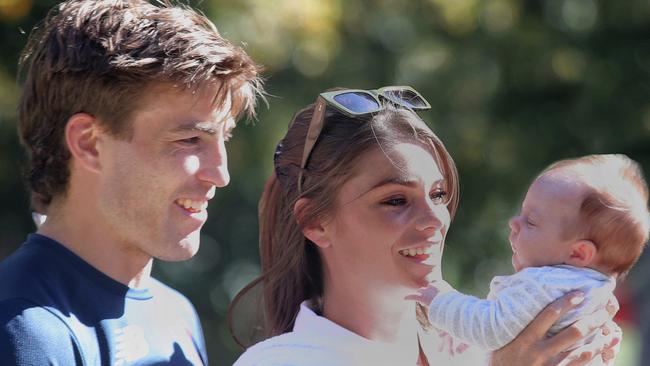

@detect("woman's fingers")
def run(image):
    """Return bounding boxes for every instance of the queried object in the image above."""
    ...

[552,317,622,366]
[564,353,605,366]
[548,348,590,366]
[404,294,424,302]
[556,334,606,366]
[545,308,609,354]
[573,309,611,337]
[489,291,597,366]
[524,291,584,345]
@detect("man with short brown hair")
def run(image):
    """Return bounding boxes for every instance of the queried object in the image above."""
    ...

[0,1,262,364]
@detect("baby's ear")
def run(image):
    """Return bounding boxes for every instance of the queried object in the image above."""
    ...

[565,240,597,267]
[294,198,331,249]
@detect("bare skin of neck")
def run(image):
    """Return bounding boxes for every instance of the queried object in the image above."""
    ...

[321,280,421,359]
[38,195,152,289]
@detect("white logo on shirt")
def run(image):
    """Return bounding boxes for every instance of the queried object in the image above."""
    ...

[113,325,150,366]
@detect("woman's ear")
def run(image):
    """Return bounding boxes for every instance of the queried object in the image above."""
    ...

[65,113,103,173]
[294,197,331,249]
[565,240,597,267]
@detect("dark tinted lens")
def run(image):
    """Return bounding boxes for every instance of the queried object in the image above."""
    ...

[333,92,380,114]
[383,89,428,109]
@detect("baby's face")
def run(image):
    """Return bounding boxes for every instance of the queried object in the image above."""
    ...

[508,175,585,272]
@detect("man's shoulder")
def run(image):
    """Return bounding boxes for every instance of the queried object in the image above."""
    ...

[0,237,42,270]
[144,278,207,363]
[0,298,82,364]
[0,297,71,334]
[148,278,195,310]
[146,277,202,331]
[0,239,52,301]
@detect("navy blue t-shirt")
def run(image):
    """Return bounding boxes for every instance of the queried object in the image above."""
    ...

[0,234,208,365]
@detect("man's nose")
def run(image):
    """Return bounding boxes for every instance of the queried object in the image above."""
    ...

[197,140,230,188]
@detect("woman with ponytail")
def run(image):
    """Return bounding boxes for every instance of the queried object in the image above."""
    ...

[230,87,620,365]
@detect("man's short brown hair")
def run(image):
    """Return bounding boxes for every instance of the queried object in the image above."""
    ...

[18,0,262,211]
[541,154,650,275]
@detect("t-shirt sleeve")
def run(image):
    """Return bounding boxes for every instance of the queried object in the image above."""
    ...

[0,298,82,365]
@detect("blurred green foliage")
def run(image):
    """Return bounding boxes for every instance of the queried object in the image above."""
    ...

[1,0,650,364]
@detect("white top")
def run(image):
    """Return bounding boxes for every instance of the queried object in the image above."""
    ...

[234,301,489,365]
[427,265,616,351]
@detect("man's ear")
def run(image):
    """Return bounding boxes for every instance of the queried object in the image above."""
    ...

[294,197,331,249]
[65,113,103,174]
[565,240,597,267]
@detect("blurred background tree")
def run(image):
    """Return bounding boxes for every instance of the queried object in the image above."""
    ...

[1,0,649,364]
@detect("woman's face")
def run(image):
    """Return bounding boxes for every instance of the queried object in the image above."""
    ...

[320,142,451,291]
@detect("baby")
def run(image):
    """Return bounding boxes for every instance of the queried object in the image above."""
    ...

[409,154,650,351]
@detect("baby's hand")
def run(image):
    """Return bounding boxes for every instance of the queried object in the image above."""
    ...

[405,280,450,306]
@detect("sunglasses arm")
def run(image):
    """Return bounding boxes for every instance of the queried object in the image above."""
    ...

[298,97,327,192]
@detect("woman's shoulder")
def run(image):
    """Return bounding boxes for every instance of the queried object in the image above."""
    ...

[232,331,352,366]
[232,332,300,366]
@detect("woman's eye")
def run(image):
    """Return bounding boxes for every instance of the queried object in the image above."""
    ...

[430,190,447,204]
[383,197,407,206]
[178,136,201,145]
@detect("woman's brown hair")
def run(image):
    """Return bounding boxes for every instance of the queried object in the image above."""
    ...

[229,98,459,347]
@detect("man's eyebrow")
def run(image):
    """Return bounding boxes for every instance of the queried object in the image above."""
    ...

[172,121,219,135]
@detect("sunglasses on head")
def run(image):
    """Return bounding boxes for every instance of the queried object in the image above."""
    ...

[298,86,431,192]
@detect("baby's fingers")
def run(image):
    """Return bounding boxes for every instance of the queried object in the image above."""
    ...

[404,294,426,303]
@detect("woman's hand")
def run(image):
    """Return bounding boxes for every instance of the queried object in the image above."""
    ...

[490,291,621,366]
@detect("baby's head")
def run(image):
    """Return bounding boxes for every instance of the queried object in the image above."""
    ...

[509,154,649,277]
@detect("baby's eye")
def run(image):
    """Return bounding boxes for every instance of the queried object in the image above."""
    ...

[521,213,536,227]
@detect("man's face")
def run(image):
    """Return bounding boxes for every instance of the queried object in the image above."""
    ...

[97,83,234,261]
